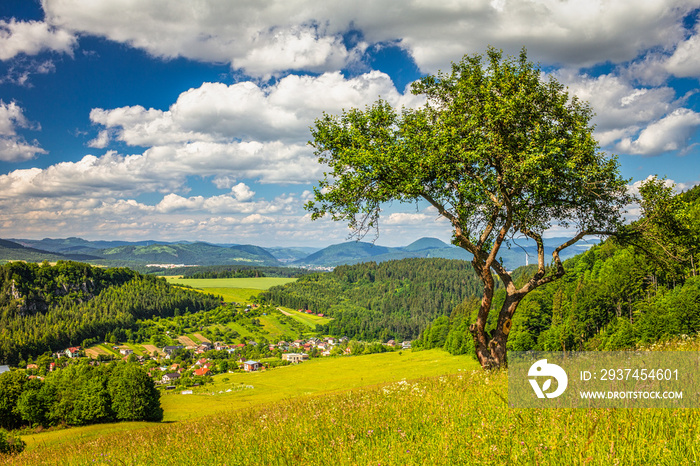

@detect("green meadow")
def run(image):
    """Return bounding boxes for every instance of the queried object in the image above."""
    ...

[16,350,473,456]
[10,351,700,465]
[277,306,330,327]
[165,276,296,290]
[164,276,297,304]
[9,281,700,465]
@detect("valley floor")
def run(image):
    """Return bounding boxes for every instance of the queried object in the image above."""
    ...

[15,349,475,458]
[7,348,699,465]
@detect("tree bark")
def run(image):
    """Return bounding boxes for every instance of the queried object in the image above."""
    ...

[470,269,496,369]
[471,289,524,369]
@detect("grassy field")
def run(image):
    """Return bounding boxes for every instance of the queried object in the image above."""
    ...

[10,351,700,465]
[158,349,472,422]
[165,276,295,303]
[278,306,330,328]
[18,350,473,454]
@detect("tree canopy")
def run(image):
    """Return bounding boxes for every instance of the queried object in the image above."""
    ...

[306,47,631,368]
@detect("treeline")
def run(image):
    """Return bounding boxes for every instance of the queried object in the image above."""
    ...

[148,265,315,278]
[0,261,222,364]
[260,258,487,341]
[415,183,700,355]
[0,362,162,431]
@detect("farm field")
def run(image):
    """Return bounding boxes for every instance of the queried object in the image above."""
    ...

[165,276,296,303]
[18,349,474,454]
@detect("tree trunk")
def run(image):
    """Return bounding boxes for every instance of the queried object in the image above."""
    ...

[470,270,496,369]
[471,290,523,370]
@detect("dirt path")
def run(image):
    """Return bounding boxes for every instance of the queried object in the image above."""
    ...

[278,308,292,316]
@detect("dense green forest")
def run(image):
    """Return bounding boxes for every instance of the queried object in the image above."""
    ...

[0,261,221,364]
[0,361,161,432]
[153,264,315,279]
[260,183,700,351]
[259,258,488,341]
[416,183,700,356]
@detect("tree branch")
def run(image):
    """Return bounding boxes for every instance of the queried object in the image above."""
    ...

[421,192,477,255]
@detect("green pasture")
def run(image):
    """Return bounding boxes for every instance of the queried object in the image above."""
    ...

[278,306,331,328]
[12,351,700,465]
[165,276,296,303]
[158,349,472,422]
[18,350,472,453]
[95,344,119,356]
[209,287,261,303]
[257,313,295,337]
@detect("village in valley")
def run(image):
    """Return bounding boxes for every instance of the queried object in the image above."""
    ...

[18,302,413,394]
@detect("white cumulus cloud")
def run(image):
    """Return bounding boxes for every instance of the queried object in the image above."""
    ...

[41,0,698,76]
[90,71,422,146]
[0,101,46,161]
[0,19,76,60]
[664,22,700,78]
[616,108,700,156]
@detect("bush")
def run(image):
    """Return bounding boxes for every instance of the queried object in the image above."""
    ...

[0,428,25,455]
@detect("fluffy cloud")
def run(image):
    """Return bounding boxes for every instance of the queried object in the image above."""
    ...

[74,71,421,193]
[0,19,75,60]
[664,23,700,78]
[616,108,700,156]
[0,187,335,246]
[385,212,433,225]
[554,70,677,146]
[0,69,425,243]
[0,101,46,161]
[553,68,700,156]
[42,0,698,76]
[43,0,355,76]
[154,189,280,215]
[0,140,322,201]
[90,71,421,147]
[233,26,359,78]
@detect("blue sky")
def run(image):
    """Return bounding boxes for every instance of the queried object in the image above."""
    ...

[1,0,699,247]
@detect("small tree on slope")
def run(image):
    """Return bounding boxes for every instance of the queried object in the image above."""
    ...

[305,48,631,369]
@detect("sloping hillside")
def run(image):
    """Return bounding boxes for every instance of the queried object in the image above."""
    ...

[97,242,281,266]
[261,257,486,340]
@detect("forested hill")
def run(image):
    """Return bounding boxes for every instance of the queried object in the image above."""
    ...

[0,261,221,364]
[259,258,486,341]
[416,184,700,356]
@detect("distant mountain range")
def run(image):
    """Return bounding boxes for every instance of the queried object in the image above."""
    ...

[1,235,598,270]
[290,236,598,269]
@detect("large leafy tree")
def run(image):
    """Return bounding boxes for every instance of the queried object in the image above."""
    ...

[109,363,162,422]
[306,48,630,369]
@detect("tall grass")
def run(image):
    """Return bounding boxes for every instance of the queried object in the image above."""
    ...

[6,368,698,465]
